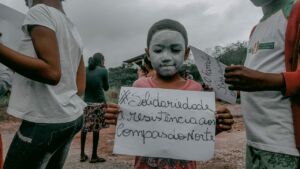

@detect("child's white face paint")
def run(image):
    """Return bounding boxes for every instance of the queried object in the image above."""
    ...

[250,0,273,7]
[149,30,186,77]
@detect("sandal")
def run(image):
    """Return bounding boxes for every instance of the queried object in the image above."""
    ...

[80,154,88,162]
[89,156,106,163]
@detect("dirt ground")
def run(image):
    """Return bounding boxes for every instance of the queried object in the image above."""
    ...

[0,104,246,169]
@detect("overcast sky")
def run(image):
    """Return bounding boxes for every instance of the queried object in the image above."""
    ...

[0,0,262,68]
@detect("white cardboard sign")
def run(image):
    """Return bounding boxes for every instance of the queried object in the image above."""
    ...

[0,4,25,50]
[191,46,237,104]
[113,87,216,161]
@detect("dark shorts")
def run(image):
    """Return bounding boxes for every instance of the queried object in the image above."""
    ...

[246,145,300,169]
[82,103,108,132]
[4,115,83,169]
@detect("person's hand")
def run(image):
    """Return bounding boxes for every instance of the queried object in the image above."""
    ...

[103,103,120,125]
[215,105,234,135]
[224,65,281,92]
[201,83,213,91]
[225,65,284,92]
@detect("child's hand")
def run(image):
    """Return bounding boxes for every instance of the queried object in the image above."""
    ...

[103,103,120,125]
[215,106,234,135]
[201,83,213,91]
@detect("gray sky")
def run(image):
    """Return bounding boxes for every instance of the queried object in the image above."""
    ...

[0,0,262,68]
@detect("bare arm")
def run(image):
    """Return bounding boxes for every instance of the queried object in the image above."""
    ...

[76,56,85,96]
[0,25,61,85]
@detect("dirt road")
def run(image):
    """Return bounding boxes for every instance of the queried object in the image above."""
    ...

[0,104,246,169]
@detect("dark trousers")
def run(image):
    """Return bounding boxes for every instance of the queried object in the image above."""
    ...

[4,115,83,169]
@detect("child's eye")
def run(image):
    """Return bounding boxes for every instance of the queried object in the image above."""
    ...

[172,49,182,53]
[153,49,162,53]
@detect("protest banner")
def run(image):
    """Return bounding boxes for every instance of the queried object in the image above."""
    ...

[113,87,216,161]
[190,46,237,104]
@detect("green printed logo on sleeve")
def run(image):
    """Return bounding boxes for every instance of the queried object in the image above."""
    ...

[258,42,275,50]
[248,41,275,55]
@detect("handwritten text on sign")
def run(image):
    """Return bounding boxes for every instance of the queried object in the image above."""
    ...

[191,46,237,104]
[113,87,216,161]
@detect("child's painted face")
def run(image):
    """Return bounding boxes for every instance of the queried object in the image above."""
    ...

[250,0,274,7]
[148,30,186,77]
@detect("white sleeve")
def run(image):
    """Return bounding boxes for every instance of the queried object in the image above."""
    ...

[22,4,56,34]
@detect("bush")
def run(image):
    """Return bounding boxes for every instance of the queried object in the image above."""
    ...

[108,66,138,89]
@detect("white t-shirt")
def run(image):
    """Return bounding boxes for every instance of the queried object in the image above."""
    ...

[242,10,299,156]
[7,4,86,123]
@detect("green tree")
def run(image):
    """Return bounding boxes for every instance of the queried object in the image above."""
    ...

[216,41,247,66]
[108,66,137,89]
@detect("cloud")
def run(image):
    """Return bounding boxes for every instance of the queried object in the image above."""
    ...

[0,0,262,67]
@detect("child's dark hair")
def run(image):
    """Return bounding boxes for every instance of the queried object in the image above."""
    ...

[140,65,148,75]
[88,53,105,70]
[144,54,153,70]
[147,19,188,48]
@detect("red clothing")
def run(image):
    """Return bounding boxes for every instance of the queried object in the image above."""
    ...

[0,134,3,169]
[133,77,203,169]
[283,0,300,150]
[133,77,203,91]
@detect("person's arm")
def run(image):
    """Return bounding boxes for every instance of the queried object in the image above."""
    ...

[76,56,85,96]
[0,25,61,85]
[283,71,300,96]
[224,65,284,92]
[102,69,109,91]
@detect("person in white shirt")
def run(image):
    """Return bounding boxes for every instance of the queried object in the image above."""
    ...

[0,0,86,168]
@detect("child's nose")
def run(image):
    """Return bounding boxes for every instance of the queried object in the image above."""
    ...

[161,51,172,61]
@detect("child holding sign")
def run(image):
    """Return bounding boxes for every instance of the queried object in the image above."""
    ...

[131,19,234,169]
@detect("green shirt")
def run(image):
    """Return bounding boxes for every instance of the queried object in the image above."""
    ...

[84,66,109,103]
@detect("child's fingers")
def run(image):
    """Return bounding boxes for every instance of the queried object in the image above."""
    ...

[217,124,232,131]
[104,108,120,115]
[105,119,117,125]
[106,103,119,109]
[103,103,120,125]
[217,118,234,125]
[216,113,233,120]
[104,104,120,114]
[215,106,234,133]
[104,112,118,120]
[216,106,229,113]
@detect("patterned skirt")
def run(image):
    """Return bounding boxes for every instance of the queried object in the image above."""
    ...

[82,103,108,132]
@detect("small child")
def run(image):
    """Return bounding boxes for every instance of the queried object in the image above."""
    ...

[132,19,234,169]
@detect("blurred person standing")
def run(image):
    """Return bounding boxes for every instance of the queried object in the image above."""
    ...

[0,32,13,169]
[80,53,109,163]
[0,0,86,168]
